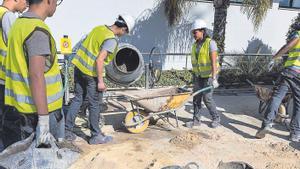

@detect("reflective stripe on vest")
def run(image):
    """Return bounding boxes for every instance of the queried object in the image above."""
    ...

[0,6,8,81]
[72,25,118,77]
[285,31,300,68]
[73,54,96,73]
[5,69,62,85]
[191,38,219,78]
[5,88,63,105]
[5,17,63,113]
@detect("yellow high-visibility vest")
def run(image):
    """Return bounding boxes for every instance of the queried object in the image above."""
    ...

[191,38,219,78]
[285,31,300,68]
[5,17,63,114]
[72,25,118,77]
[0,6,8,82]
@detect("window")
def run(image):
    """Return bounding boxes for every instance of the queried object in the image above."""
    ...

[203,0,243,3]
[279,0,300,8]
[230,0,243,3]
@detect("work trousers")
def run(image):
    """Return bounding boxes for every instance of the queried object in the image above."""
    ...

[193,75,219,122]
[65,67,103,137]
[263,68,300,136]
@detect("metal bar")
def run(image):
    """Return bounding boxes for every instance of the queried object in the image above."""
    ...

[145,64,149,89]
[57,51,284,57]
[64,56,70,105]
[185,55,188,69]
[141,52,288,57]
[157,114,176,128]
[174,110,179,127]
[57,52,286,60]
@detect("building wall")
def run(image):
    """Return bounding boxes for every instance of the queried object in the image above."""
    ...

[0,0,298,70]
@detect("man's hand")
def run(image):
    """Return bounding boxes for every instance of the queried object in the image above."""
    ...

[36,115,53,148]
[98,81,106,91]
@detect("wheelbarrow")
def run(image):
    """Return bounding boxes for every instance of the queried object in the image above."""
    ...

[246,79,292,123]
[121,86,213,133]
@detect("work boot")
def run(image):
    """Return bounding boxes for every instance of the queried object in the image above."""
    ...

[289,134,300,142]
[255,124,272,139]
[89,134,113,145]
[210,118,221,128]
[65,130,77,141]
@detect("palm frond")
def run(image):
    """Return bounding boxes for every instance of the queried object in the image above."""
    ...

[241,0,272,31]
[159,0,194,26]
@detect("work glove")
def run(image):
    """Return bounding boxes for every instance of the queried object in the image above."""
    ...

[35,115,53,148]
[212,78,219,88]
[267,59,275,72]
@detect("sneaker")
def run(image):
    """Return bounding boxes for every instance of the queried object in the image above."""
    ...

[65,130,77,141]
[255,124,272,139]
[211,120,221,128]
[89,134,113,145]
[185,120,201,128]
[289,134,300,142]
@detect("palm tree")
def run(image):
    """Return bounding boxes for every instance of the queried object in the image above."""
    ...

[160,0,272,56]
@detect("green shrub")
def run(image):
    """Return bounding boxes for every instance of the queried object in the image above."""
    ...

[64,56,283,90]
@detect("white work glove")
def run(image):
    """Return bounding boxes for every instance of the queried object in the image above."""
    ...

[35,115,53,148]
[212,78,219,88]
[268,59,275,72]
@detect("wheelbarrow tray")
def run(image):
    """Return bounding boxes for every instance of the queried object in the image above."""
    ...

[253,85,273,102]
[246,79,292,121]
[254,84,291,103]
[247,79,291,103]
[120,87,191,112]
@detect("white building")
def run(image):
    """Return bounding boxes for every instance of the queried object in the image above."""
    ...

[1,0,299,70]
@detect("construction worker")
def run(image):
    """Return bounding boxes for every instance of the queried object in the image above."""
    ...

[0,0,27,151]
[186,19,220,128]
[256,25,300,142]
[65,14,135,144]
[3,0,64,148]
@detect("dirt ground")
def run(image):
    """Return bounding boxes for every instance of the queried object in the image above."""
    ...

[68,90,300,169]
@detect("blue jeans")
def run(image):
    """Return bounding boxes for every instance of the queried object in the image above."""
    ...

[193,76,219,122]
[263,68,300,135]
[2,108,64,149]
[65,68,103,137]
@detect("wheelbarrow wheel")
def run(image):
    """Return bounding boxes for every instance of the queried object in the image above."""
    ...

[125,109,149,134]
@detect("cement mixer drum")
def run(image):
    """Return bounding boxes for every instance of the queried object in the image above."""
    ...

[105,43,144,86]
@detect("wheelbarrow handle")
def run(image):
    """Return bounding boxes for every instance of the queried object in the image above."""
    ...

[192,86,213,97]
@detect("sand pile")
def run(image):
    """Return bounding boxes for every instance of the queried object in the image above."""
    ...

[169,132,202,149]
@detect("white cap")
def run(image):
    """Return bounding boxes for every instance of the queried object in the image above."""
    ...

[119,14,135,35]
[191,19,207,32]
